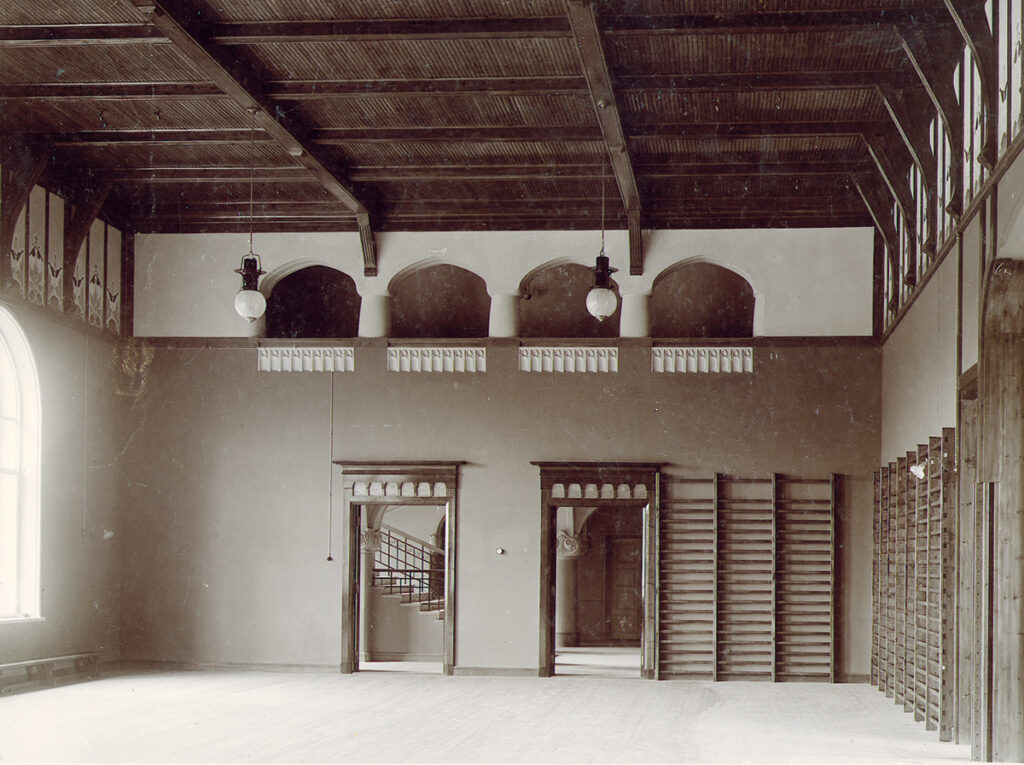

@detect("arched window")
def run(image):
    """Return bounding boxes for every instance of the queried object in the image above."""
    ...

[518,262,620,338]
[266,266,361,338]
[650,262,754,338]
[389,264,490,339]
[0,307,40,620]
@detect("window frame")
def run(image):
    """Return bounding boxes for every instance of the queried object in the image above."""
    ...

[0,306,41,623]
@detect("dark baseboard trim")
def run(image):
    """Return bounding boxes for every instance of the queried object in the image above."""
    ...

[360,652,442,663]
[452,667,536,677]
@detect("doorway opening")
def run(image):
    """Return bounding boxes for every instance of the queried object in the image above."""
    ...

[555,506,643,677]
[534,462,661,679]
[337,462,461,676]
[358,506,446,674]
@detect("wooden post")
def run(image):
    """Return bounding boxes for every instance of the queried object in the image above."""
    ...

[979,259,1024,760]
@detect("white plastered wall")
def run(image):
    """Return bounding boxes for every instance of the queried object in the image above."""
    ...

[133,227,874,337]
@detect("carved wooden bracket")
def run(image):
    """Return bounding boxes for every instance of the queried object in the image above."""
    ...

[942,0,999,170]
[0,139,50,287]
[62,179,112,312]
[897,21,964,216]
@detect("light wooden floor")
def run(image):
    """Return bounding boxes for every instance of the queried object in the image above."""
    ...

[1,668,971,763]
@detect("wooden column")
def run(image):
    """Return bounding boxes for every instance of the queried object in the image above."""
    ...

[979,259,1024,761]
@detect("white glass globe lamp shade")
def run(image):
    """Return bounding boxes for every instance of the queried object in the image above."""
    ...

[234,254,267,323]
[585,253,618,321]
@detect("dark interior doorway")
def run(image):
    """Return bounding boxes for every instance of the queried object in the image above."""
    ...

[554,506,643,677]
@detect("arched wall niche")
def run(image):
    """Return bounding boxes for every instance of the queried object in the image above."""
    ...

[388,262,490,339]
[518,260,621,338]
[265,265,361,338]
[650,260,756,338]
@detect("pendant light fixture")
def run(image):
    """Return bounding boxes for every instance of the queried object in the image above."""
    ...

[233,107,267,323]
[585,166,618,321]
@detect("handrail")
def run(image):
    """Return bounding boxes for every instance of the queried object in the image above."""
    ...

[373,525,444,612]
[378,522,443,554]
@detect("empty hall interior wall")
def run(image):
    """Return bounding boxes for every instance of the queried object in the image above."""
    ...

[119,340,880,679]
[880,252,959,464]
[0,305,128,664]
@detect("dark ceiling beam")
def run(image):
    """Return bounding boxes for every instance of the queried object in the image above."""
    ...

[92,160,874,184]
[941,0,999,169]
[0,71,918,104]
[122,0,380,274]
[134,213,873,233]
[564,0,643,274]
[864,132,918,285]
[0,24,166,46]
[615,69,921,92]
[94,166,312,182]
[877,84,938,254]
[50,128,272,145]
[0,138,51,286]
[267,77,587,99]
[0,82,225,101]
[897,20,965,216]
[603,9,928,34]
[62,179,113,311]
[207,17,570,43]
[42,120,888,146]
[311,121,886,144]
[852,173,901,313]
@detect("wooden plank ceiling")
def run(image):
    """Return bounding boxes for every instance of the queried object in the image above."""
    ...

[0,0,963,264]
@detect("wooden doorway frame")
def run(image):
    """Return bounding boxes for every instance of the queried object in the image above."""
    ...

[532,462,662,679]
[336,461,462,676]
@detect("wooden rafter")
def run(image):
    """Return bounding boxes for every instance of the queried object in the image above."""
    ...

[853,174,901,313]
[121,0,380,271]
[941,0,999,169]
[0,70,922,103]
[62,179,112,311]
[864,133,918,285]
[877,85,938,255]
[564,0,643,274]
[41,120,889,147]
[897,21,965,217]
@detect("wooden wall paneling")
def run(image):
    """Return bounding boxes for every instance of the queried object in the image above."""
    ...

[895,455,908,708]
[715,476,773,681]
[774,476,834,682]
[872,470,881,687]
[938,427,957,742]
[887,462,898,698]
[957,396,978,743]
[906,448,921,717]
[923,439,939,730]
[770,473,778,682]
[914,443,929,723]
[657,476,716,680]
[830,474,837,684]
[879,466,892,694]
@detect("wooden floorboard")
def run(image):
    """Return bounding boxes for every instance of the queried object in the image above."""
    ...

[0,668,971,763]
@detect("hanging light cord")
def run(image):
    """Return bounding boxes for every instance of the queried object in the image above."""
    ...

[248,108,256,256]
[327,371,335,562]
[600,165,606,256]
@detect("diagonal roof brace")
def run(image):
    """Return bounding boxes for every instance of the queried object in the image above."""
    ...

[123,0,380,272]
[564,0,644,275]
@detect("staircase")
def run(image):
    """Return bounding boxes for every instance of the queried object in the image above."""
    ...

[373,524,445,620]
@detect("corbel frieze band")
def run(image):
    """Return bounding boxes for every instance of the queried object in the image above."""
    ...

[387,346,486,373]
[257,346,354,372]
[652,347,753,374]
[519,346,618,373]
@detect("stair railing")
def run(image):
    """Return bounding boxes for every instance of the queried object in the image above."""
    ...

[373,524,445,612]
